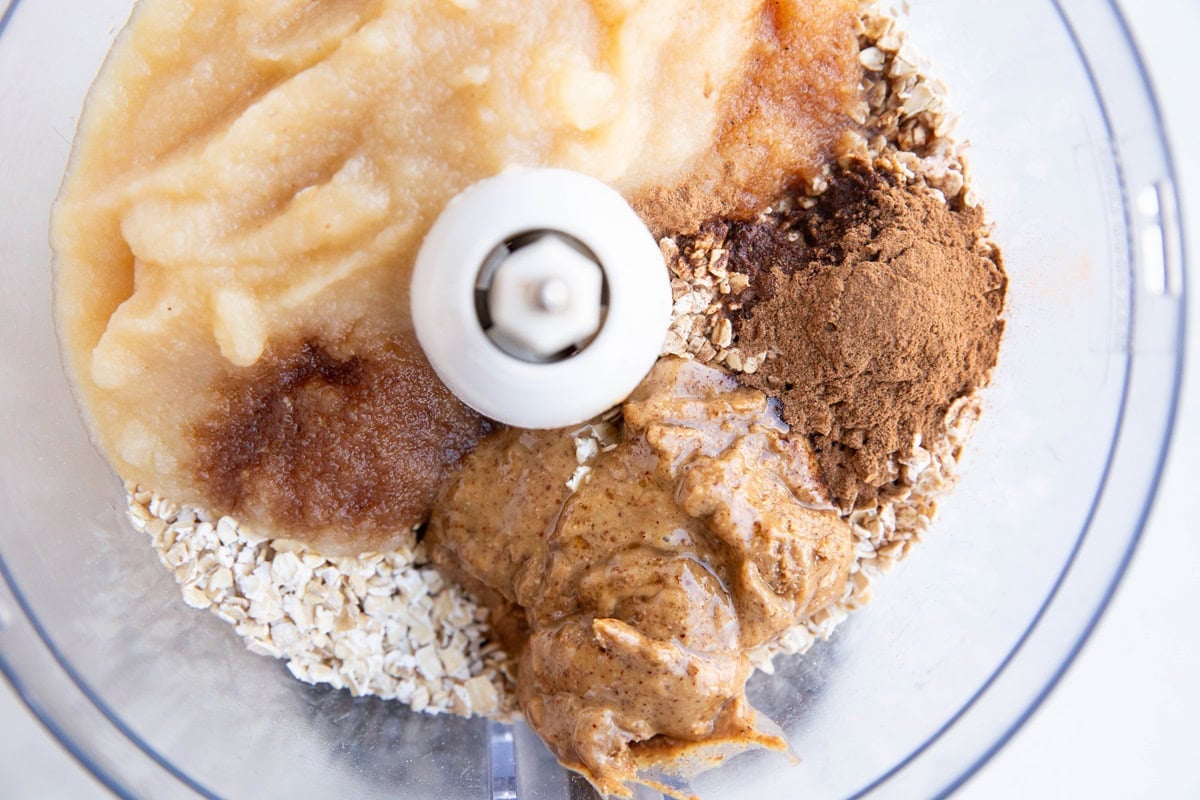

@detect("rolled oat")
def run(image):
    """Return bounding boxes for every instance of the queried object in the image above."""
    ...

[127,486,515,718]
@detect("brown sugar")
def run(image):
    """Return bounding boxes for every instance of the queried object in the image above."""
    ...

[192,335,492,554]
[729,168,1007,509]
[631,0,863,235]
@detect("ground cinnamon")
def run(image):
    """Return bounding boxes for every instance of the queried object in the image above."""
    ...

[727,168,1007,509]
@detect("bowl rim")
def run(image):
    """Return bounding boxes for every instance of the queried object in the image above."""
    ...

[0,0,1188,798]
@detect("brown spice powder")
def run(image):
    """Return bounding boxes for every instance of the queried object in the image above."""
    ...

[729,168,1007,509]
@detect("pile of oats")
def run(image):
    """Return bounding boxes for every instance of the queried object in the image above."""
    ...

[128,487,513,718]
[659,234,768,375]
[850,9,973,206]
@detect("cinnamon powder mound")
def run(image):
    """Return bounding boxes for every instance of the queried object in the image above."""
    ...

[729,169,1007,509]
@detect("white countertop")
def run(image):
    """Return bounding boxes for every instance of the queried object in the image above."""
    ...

[2,1,1197,797]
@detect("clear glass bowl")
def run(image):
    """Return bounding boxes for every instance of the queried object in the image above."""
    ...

[0,1,1187,798]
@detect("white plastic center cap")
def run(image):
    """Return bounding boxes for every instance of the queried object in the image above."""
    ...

[411,169,672,430]
[486,234,604,361]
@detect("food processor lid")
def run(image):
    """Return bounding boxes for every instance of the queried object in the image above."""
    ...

[410,168,672,429]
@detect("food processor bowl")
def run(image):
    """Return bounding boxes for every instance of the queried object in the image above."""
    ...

[0,0,1186,798]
